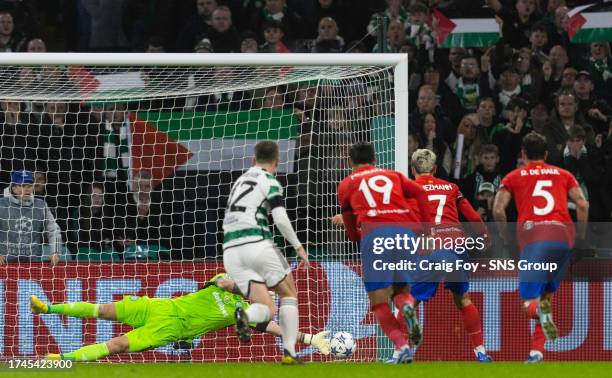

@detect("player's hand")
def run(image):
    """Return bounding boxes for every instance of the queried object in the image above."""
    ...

[331,214,344,227]
[309,331,331,355]
[49,253,60,267]
[0,255,6,265]
[296,246,310,268]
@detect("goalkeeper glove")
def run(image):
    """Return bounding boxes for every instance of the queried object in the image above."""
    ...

[303,331,330,355]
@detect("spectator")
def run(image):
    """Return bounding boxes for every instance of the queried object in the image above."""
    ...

[367,0,409,37]
[487,0,539,49]
[312,16,343,53]
[0,101,39,187]
[372,19,405,53]
[474,181,496,221]
[476,97,500,143]
[560,125,606,221]
[548,5,569,48]
[0,170,62,265]
[26,37,46,52]
[491,96,533,174]
[239,31,259,53]
[409,85,455,145]
[574,70,611,136]
[528,21,550,59]
[114,170,170,255]
[513,48,543,106]
[451,113,482,177]
[496,65,523,112]
[204,5,240,52]
[249,0,305,43]
[408,132,420,178]
[543,91,595,165]
[585,42,612,103]
[33,171,46,197]
[444,47,468,92]
[263,87,286,109]
[101,103,130,193]
[310,0,349,41]
[259,20,290,53]
[0,11,25,52]
[175,0,217,52]
[405,2,434,53]
[419,62,463,125]
[558,65,577,93]
[454,55,493,114]
[68,182,114,255]
[417,112,452,179]
[81,0,130,51]
[541,45,569,106]
[461,144,502,209]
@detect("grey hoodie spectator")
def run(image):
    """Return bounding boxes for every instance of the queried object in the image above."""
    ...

[0,171,62,265]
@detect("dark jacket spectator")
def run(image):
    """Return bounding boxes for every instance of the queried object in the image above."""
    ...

[0,11,26,52]
[174,0,217,52]
[68,183,114,254]
[249,0,305,43]
[460,144,503,207]
[487,0,540,49]
[560,126,607,221]
[202,6,240,52]
[543,92,595,166]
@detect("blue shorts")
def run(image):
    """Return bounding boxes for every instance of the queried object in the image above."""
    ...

[518,241,570,300]
[360,225,417,293]
[410,249,470,301]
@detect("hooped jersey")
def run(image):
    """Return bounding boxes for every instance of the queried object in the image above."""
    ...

[222,166,283,248]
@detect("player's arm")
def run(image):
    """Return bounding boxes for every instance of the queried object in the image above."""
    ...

[262,321,330,355]
[492,189,512,241]
[400,174,434,223]
[338,181,361,241]
[458,197,488,236]
[267,180,309,266]
[568,186,589,239]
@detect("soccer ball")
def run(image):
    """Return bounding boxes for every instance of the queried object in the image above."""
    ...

[330,332,356,358]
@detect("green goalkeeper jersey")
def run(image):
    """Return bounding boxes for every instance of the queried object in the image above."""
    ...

[170,284,249,340]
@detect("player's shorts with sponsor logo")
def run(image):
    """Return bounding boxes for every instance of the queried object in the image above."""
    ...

[518,240,571,299]
[115,295,182,352]
[360,224,418,292]
[223,239,291,296]
[410,249,470,301]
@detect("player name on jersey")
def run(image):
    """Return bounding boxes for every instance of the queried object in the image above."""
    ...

[422,184,454,191]
[519,167,561,176]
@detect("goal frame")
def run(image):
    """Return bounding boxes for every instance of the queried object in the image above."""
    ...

[0,53,409,175]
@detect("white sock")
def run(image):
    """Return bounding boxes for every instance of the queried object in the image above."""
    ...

[245,303,270,323]
[474,345,486,356]
[279,297,299,356]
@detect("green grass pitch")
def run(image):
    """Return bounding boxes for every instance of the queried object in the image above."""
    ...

[1,362,609,378]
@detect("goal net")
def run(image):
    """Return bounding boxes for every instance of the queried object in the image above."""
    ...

[0,53,407,362]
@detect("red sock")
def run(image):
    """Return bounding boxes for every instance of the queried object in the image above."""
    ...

[460,303,484,349]
[531,323,546,352]
[392,293,414,337]
[527,302,539,319]
[372,303,407,349]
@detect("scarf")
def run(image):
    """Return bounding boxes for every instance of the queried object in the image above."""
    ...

[455,78,480,112]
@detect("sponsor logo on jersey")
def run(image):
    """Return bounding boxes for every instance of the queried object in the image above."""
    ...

[212,291,228,317]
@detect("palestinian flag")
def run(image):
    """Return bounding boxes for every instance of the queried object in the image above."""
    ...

[68,68,146,101]
[568,2,612,43]
[432,9,500,48]
[129,109,299,186]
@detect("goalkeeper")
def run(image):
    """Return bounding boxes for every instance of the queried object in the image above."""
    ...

[30,273,330,361]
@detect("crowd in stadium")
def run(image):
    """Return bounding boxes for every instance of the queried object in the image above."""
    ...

[0,0,611,262]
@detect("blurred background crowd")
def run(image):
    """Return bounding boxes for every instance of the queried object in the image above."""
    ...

[0,0,611,262]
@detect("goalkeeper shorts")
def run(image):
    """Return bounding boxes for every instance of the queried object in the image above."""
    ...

[223,239,291,296]
[115,295,182,352]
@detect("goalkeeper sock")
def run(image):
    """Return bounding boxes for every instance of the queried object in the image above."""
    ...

[48,302,100,318]
[279,297,299,356]
[245,303,271,323]
[531,322,546,353]
[526,301,540,319]
[62,343,109,362]
[460,303,484,350]
[372,303,407,350]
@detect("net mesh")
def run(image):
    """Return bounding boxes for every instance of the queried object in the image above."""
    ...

[0,61,398,362]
